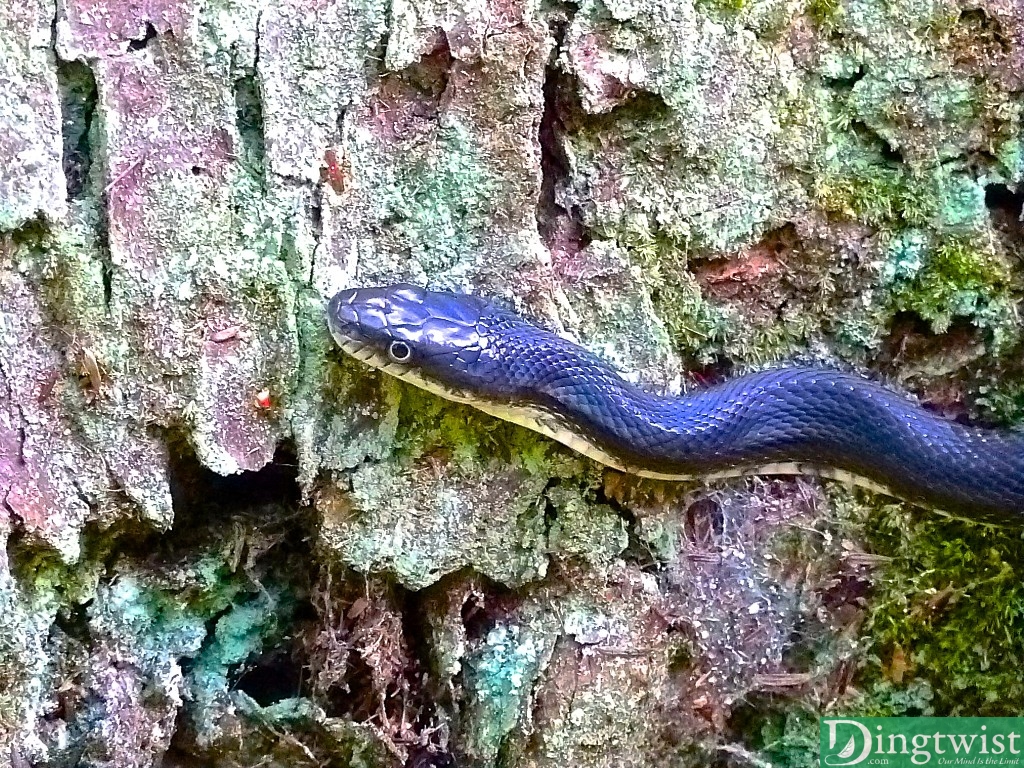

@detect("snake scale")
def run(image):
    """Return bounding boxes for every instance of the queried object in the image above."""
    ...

[328,284,1024,524]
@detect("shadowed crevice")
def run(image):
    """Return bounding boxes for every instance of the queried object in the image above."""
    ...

[167,440,301,525]
[234,74,266,182]
[127,22,159,52]
[56,60,98,202]
[537,21,589,259]
[985,183,1023,237]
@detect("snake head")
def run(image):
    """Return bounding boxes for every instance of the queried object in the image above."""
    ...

[327,284,516,397]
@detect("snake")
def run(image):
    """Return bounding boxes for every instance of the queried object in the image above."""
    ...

[327,284,1024,523]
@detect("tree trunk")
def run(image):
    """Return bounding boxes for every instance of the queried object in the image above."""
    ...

[2,0,1024,765]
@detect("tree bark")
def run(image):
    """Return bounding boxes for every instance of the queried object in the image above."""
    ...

[2,0,1024,765]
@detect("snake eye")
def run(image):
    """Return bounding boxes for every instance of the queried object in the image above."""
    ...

[388,340,412,362]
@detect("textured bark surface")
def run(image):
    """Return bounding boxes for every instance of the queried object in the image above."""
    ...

[1,0,1023,765]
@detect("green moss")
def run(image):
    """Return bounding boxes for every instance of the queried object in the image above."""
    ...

[996,138,1023,184]
[814,165,940,230]
[609,226,732,363]
[6,525,127,612]
[858,504,1024,715]
[974,380,1024,426]
[751,703,819,767]
[848,679,935,717]
[883,233,1016,339]
[45,202,109,329]
[832,313,885,356]
[924,238,1009,288]
[696,0,747,14]
[652,275,732,361]
[389,377,563,477]
[806,0,842,30]
[744,317,821,365]
[546,486,628,568]
[921,7,962,40]
[95,574,207,655]
[192,590,291,680]
[607,222,838,368]
[937,175,987,231]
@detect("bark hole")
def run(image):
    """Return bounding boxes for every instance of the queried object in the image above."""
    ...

[56,60,97,202]
[536,23,588,258]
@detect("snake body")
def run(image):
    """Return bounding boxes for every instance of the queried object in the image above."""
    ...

[328,284,1024,523]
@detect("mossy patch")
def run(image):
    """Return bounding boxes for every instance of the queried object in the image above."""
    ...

[996,138,1023,184]
[189,588,294,698]
[389,377,563,477]
[733,700,820,767]
[462,623,553,762]
[8,540,105,612]
[806,0,842,30]
[882,232,1017,347]
[546,486,629,568]
[608,225,732,364]
[974,380,1024,426]
[695,0,747,15]
[858,504,1024,715]
[814,164,940,230]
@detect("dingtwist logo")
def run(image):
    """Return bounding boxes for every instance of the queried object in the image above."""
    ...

[822,719,873,766]
[819,716,1024,767]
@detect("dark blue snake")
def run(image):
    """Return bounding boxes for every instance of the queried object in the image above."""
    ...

[327,284,1024,523]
